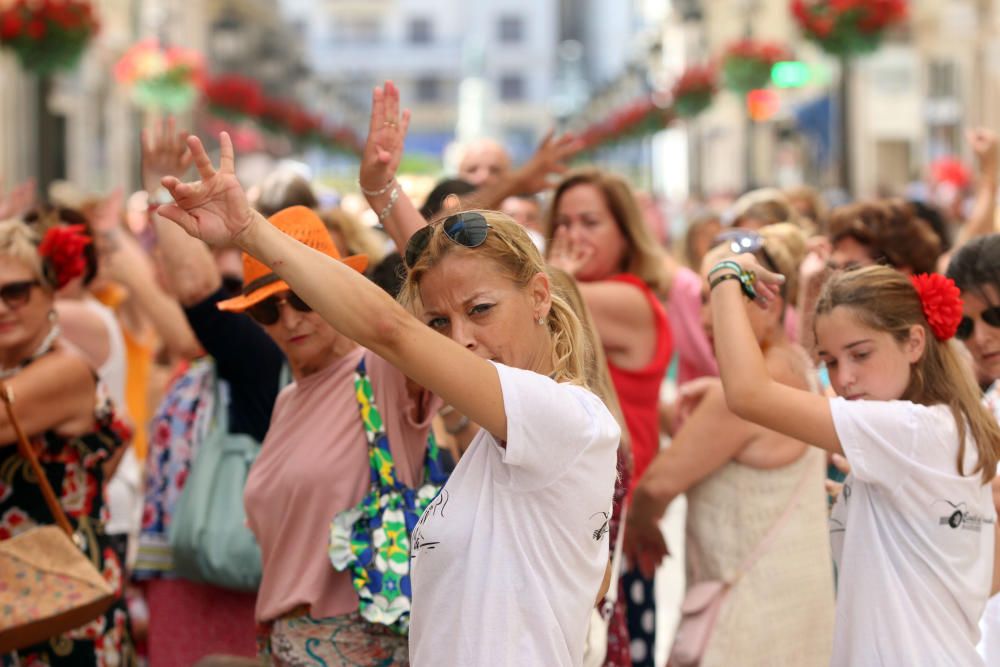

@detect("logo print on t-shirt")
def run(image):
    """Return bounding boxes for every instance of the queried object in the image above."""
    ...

[590,511,610,542]
[932,499,995,532]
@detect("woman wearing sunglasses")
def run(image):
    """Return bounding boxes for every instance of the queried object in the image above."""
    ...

[626,224,835,667]
[946,234,1000,662]
[157,131,619,667]
[0,219,137,664]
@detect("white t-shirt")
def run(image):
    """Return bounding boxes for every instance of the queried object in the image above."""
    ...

[408,363,620,667]
[828,398,995,667]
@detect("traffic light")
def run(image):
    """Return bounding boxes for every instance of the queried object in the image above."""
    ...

[771,61,810,88]
[746,89,780,121]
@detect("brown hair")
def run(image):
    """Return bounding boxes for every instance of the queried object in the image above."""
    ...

[827,200,942,275]
[319,207,386,265]
[815,265,1000,482]
[543,169,666,292]
[547,266,631,461]
[400,210,591,387]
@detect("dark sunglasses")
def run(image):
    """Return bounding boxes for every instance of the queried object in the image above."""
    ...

[956,306,1000,341]
[404,212,492,269]
[0,280,39,309]
[246,292,312,325]
[711,229,780,274]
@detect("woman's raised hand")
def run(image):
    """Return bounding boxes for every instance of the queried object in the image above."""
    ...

[156,132,257,247]
[548,226,593,277]
[702,245,785,308]
[360,81,411,193]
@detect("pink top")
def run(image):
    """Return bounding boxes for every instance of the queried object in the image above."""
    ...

[243,348,439,622]
[667,266,800,386]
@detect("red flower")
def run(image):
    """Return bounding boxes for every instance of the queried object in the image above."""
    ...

[38,223,91,289]
[910,273,964,341]
[0,11,23,40]
[26,17,44,39]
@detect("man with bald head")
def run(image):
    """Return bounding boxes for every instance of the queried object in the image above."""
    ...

[457,138,512,188]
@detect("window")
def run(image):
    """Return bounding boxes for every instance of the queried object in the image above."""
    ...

[928,61,958,99]
[499,74,525,101]
[408,17,432,44]
[330,17,381,44]
[415,76,441,102]
[498,15,523,43]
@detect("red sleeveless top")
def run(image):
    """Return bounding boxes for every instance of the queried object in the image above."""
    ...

[605,273,673,493]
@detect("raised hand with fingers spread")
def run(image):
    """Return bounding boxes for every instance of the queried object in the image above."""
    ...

[157,132,256,247]
[142,116,194,196]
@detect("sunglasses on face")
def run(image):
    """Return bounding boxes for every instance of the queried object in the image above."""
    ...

[404,212,492,269]
[956,306,1000,341]
[0,280,40,309]
[246,292,312,325]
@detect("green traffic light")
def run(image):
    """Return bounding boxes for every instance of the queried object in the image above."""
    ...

[771,61,811,88]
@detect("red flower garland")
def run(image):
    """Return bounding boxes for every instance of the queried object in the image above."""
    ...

[909,273,963,341]
[39,224,91,289]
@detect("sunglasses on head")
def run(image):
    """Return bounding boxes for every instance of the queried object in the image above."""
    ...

[246,292,312,325]
[404,212,492,269]
[955,306,1000,341]
[711,229,780,274]
[0,280,39,309]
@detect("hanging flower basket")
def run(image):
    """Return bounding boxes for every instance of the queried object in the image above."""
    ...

[791,0,907,57]
[114,40,203,113]
[671,65,718,119]
[0,0,99,75]
[204,75,264,122]
[721,39,789,94]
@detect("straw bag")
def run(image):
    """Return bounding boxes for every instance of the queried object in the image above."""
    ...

[0,383,114,653]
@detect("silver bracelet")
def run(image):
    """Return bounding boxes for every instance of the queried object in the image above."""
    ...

[359,178,396,197]
[377,186,400,223]
[445,414,470,435]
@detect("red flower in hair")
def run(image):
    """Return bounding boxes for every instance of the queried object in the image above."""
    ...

[38,224,91,289]
[909,273,963,341]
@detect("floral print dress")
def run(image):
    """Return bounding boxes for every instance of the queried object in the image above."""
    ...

[0,375,136,666]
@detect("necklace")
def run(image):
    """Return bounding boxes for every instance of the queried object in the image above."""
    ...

[0,323,62,379]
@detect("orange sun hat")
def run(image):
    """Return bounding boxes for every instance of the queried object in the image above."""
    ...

[217,205,369,313]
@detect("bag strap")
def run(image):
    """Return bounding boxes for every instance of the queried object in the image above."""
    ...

[0,382,74,537]
[731,455,815,583]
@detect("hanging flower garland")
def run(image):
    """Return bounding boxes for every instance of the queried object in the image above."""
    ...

[671,65,718,119]
[576,96,674,153]
[791,0,907,57]
[114,40,204,113]
[721,39,790,94]
[0,0,99,75]
[203,75,265,122]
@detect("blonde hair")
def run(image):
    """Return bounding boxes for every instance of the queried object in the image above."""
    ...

[543,169,667,292]
[319,207,387,265]
[758,223,807,306]
[547,266,631,461]
[816,266,1000,483]
[0,219,47,287]
[400,210,591,387]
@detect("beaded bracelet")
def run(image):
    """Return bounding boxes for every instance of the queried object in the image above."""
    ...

[709,269,758,300]
[359,178,396,197]
[377,185,400,223]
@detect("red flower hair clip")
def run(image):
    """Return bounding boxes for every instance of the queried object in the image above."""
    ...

[909,273,963,341]
[38,224,91,289]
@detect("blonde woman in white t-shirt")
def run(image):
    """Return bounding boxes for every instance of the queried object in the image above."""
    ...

[702,252,1000,667]
[154,127,620,666]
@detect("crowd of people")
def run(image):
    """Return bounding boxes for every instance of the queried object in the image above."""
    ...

[2,78,1000,667]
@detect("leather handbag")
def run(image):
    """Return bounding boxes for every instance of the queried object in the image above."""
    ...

[169,374,263,591]
[0,383,114,653]
[583,505,627,667]
[669,462,815,667]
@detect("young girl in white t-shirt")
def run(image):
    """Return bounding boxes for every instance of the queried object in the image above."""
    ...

[704,254,1000,667]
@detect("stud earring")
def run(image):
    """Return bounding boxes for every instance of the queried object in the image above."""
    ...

[537,316,545,326]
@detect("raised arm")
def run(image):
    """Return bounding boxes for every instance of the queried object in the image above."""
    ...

[159,133,512,440]
[707,252,843,455]
[142,117,221,306]
[359,82,427,250]
[954,128,999,248]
